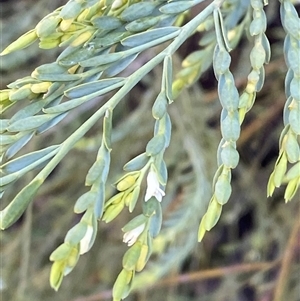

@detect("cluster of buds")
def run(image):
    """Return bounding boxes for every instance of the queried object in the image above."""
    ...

[102,171,141,222]
[113,168,165,300]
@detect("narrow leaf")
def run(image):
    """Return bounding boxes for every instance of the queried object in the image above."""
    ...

[0,179,43,229]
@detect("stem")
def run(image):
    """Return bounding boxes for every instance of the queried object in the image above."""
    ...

[273,212,300,301]
[33,0,220,183]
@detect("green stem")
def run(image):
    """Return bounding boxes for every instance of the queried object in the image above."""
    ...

[1,0,224,222]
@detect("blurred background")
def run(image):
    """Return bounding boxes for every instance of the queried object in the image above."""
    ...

[1,1,299,301]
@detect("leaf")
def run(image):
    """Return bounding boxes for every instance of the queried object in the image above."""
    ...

[290,77,300,102]
[163,55,173,102]
[90,31,126,48]
[220,110,241,141]
[120,2,156,22]
[0,179,43,229]
[289,104,300,135]
[10,99,46,123]
[249,13,267,36]
[36,16,61,38]
[121,27,179,48]
[261,33,271,64]
[34,62,67,75]
[0,119,9,133]
[60,0,82,19]
[92,16,122,30]
[273,152,287,187]
[0,134,18,145]
[122,243,142,270]
[250,43,266,70]
[50,243,72,261]
[58,47,98,67]
[103,109,113,150]
[0,173,20,187]
[65,222,88,245]
[123,153,149,171]
[4,132,34,160]
[1,145,59,174]
[50,261,65,291]
[204,197,222,231]
[214,174,232,205]
[220,143,239,169]
[282,1,300,40]
[214,46,231,76]
[159,1,196,14]
[57,44,84,62]
[146,134,166,156]
[198,217,207,242]
[255,66,265,92]
[7,114,60,132]
[102,201,125,223]
[218,73,239,111]
[112,269,132,301]
[267,172,276,197]
[284,177,300,202]
[125,16,160,33]
[9,85,33,102]
[85,155,108,186]
[152,92,167,120]
[135,244,149,272]
[285,162,300,181]
[149,202,162,237]
[64,78,125,98]
[79,52,125,68]
[34,73,81,82]
[0,29,38,56]
[285,132,300,163]
[74,191,96,214]
[116,172,140,191]
[104,53,139,77]
[36,112,68,134]
[64,245,80,275]
[93,182,105,219]
[42,97,90,114]
[153,113,172,147]
[128,186,141,213]
[122,215,147,233]
[287,47,300,75]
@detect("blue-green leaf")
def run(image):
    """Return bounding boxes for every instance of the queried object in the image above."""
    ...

[0,179,43,229]
[120,2,156,22]
[1,145,59,174]
[65,77,125,98]
[146,134,166,156]
[121,27,179,48]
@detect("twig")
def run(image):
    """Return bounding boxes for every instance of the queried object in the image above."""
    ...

[145,260,280,289]
[273,210,300,301]
[72,259,280,301]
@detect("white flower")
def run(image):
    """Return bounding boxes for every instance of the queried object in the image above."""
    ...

[80,225,94,255]
[111,0,123,9]
[145,170,165,202]
[123,223,145,246]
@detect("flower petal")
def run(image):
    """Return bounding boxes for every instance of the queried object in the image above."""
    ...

[123,223,145,246]
[80,225,94,255]
[145,170,165,202]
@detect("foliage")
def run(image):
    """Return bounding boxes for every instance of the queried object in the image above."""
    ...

[0,0,299,300]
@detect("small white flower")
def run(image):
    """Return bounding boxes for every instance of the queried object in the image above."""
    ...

[111,0,123,10]
[145,170,165,202]
[123,223,145,246]
[80,225,94,255]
